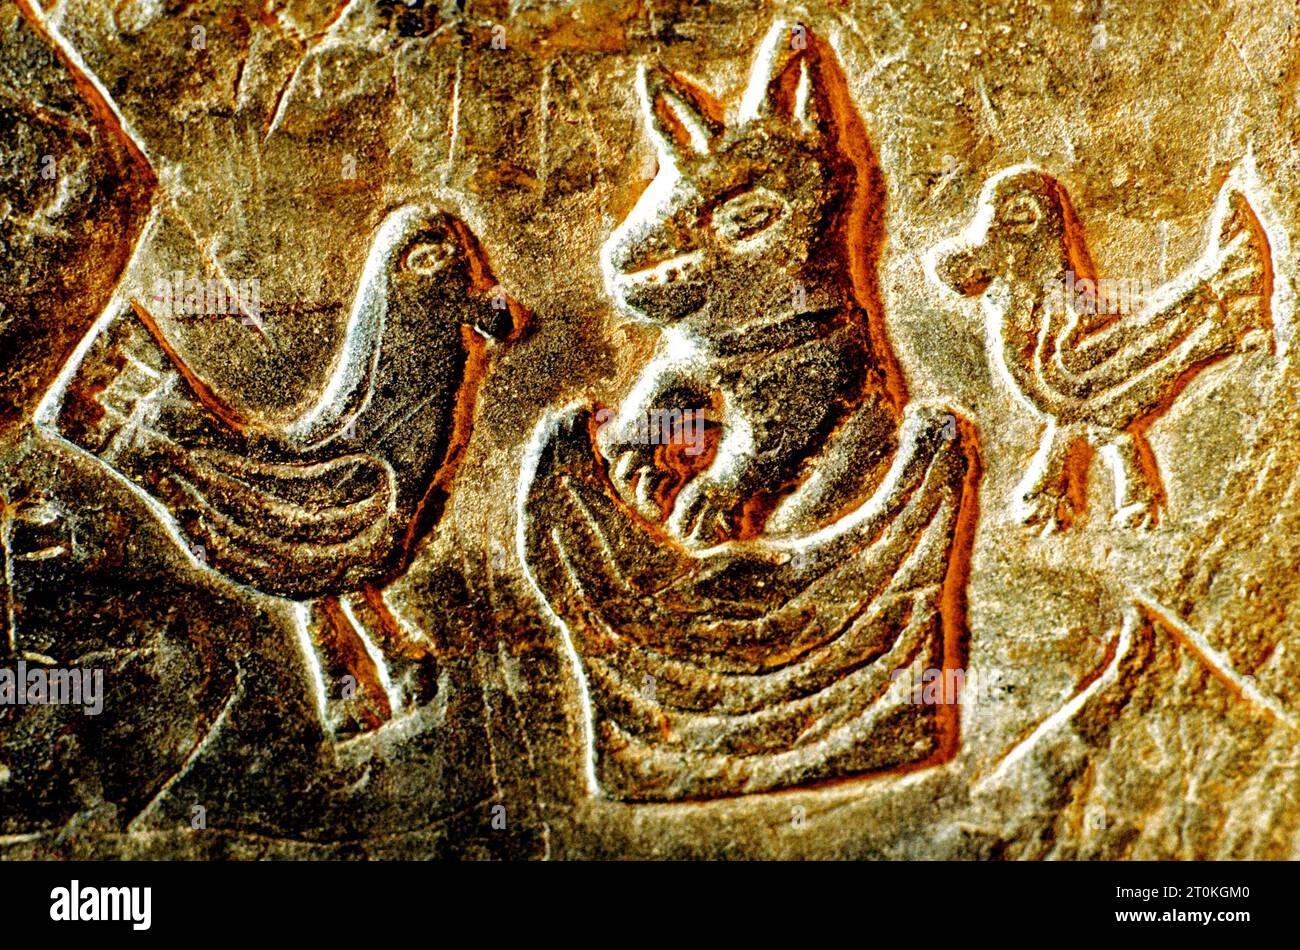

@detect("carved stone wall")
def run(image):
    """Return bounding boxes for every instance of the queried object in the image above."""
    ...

[1,0,1297,859]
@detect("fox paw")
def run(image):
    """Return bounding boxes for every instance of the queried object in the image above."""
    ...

[667,478,736,548]
[609,450,669,521]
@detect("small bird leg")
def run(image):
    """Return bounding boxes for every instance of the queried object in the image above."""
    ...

[1103,429,1165,530]
[1014,422,1089,533]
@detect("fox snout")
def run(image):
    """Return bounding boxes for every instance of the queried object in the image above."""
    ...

[610,249,703,290]
[601,211,707,322]
[603,216,695,276]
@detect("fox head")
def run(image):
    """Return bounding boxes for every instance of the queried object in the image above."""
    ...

[601,21,884,331]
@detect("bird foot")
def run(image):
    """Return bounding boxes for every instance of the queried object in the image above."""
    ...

[1112,498,1163,531]
[385,653,440,710]
[1014,485,1078,534]
[1239,328,1271,353]
[325,680,393,740]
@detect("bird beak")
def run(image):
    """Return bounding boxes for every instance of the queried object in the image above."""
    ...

[473,296,517,344]
[929,240,994,297]
[474,307,512,343]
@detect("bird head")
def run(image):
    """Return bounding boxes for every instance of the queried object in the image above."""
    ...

[380,204,520,344]
[928,166,1080,301]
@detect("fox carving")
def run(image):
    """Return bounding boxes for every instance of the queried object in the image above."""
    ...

[596,22,906,547]
[519,20,980,799]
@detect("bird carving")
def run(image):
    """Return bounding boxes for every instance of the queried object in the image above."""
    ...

[45,203,520,735]
[929,165,1272,530]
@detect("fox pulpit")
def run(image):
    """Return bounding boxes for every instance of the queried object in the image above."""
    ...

[519,21,980,801]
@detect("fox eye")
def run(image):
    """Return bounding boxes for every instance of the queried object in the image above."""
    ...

[1001,194,1041,232]
[402,236,458,274]
[713,188,787,242]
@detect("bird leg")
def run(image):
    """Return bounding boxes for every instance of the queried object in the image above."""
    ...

[346,584,439,710]
[1014,421,1090,532]
[1101,428,1165,530]
[307,596,394,738]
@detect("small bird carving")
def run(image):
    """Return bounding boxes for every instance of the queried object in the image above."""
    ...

[929,165,1272,530]
[50,203,519,735]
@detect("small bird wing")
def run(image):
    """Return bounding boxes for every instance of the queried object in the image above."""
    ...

[1034,184,1270,424]
[154,445,401,598]
[50,306,401,598]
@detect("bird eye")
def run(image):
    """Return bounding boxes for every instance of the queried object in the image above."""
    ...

[712,188,787,243]
[1001,195,1041,231]
[402,238,458,274]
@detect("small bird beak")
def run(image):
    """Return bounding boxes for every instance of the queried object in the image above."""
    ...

[474,307,512,343]
[473,297,516,344]
[930,241,994,297]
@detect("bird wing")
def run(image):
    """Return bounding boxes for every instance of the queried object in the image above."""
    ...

[49,306,401,598]
[1034,183,1270,424]
[154,444,401,598]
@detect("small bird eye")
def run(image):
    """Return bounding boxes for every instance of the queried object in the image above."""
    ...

[713,188,787,242]
[1001,195,1041,231]
[402,238,458,274]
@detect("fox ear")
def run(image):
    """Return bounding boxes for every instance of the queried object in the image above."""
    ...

[637,64,721,163]
[737,20,817,133]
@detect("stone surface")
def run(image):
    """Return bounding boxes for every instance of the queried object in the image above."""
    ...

[1,0,1298,859]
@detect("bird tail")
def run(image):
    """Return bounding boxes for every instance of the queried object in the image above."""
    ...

[1204,182,1273,348]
